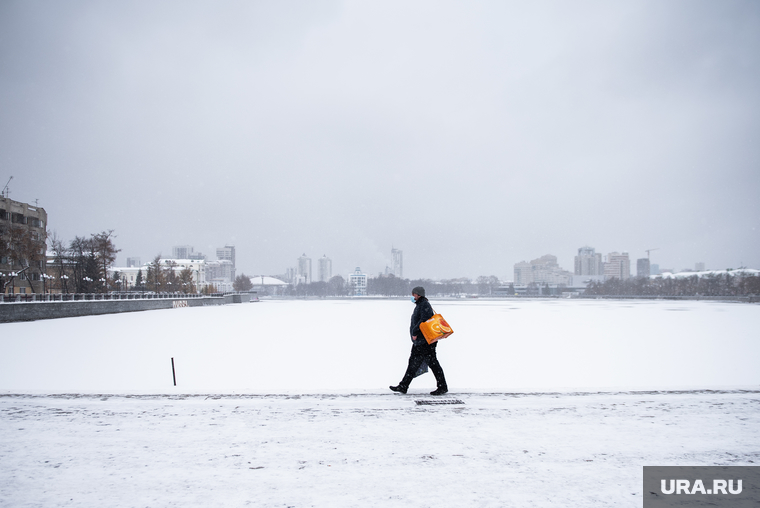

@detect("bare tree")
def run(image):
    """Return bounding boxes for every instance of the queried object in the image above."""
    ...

[92,230,120,292]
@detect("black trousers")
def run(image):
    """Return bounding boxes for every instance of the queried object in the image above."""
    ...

[400,341,447,390]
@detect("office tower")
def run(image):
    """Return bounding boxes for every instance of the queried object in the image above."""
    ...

[637,258,650,278]
[574,246,603,276]
[216,245,235,266]
[604,252,631,280]
[173,245,194,259]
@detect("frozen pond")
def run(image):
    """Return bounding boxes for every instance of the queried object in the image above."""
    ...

[1,298,758,394]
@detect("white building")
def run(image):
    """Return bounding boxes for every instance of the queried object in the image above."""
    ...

[108,258,207,291]
[249,275,289,296]
[348,267,368,296]
[604,252,631,280]
[216,245,236,281]
[205,259,234,288]
[513,254,573,286]
[513,261,533,285]
[317,255,332,282]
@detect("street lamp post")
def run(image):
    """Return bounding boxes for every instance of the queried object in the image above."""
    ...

[41,273,54,297]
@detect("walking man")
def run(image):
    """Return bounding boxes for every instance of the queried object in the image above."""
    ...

[390,286,448,395]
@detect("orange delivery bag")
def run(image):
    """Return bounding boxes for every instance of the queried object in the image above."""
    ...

[419,313,453,345]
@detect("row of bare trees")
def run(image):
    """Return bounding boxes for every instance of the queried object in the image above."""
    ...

[367,274,501,297]
[129,254,209,294]
[584,272,760,297]
[44,230,121,294]
[275,274,503,297]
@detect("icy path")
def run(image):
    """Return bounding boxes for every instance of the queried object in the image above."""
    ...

[2,391,759,507]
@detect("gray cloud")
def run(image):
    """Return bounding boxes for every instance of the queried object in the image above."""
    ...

[2,0,758,279]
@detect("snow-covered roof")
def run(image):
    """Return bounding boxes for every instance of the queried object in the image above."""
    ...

[653,268,759,279]
[249,276,288,286]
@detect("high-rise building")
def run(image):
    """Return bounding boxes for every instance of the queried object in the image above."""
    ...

[173,245,194,259]
[604,252,631,280]
[126,257,141,268]
[317,255,332,282]
[391,248,403,278]
[650,264,660,276]
[513,261,533,285]
[637,258,650,278]
[695,262,706,272]
[574,246,603,276]
[216,245,235,266]
[298,253,312,284]
[216,245,236,281]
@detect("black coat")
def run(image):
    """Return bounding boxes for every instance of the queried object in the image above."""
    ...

[409,296,434,345]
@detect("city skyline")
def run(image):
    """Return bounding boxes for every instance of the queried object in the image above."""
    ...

[115,241,718,284]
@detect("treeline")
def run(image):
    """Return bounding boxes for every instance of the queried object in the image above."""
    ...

[282,274,502,297]
[44,230,120,294]
[130,254,204,294]
[584,272,760,297]
[368,275,501,296]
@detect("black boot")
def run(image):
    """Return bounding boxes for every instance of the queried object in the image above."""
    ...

[389,385,407,394]
[430,387,448,396]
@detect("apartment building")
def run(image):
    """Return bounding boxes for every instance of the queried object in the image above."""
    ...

[0,196,48,293]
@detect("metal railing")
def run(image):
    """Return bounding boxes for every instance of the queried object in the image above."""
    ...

[1,292,222,303]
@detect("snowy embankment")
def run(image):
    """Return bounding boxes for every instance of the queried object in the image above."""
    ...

[1,299,758,506]
[1,391,758,507]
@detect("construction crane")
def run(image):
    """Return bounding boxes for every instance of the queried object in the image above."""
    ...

[645,248,659,259]
[2,176,11,198]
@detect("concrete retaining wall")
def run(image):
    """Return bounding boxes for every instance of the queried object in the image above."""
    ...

[225,293,251,304]
[0,296,228,323]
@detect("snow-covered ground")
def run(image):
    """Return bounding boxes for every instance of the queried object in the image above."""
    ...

[1,299,759,506]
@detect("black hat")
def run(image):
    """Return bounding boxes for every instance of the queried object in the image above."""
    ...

[412,286,425,297]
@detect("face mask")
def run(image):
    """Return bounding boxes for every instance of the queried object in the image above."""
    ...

[411,296,417,303]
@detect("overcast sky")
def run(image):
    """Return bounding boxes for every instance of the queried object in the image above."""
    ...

[2,0,758,280]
